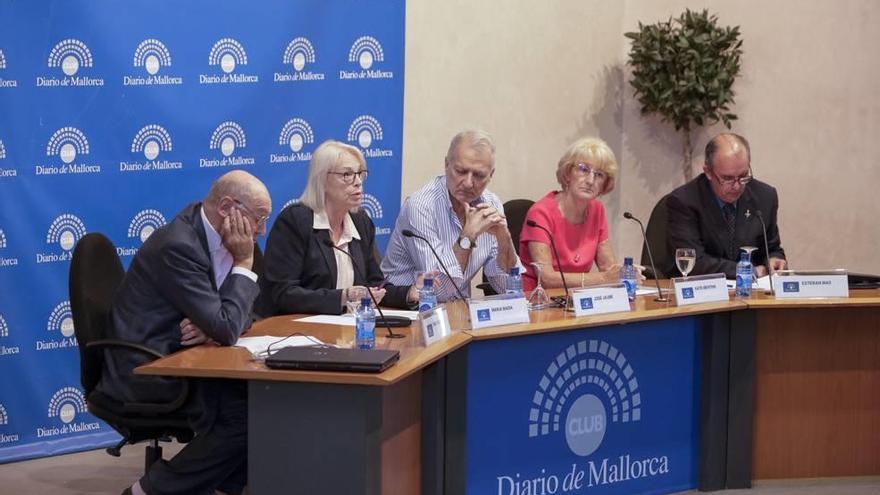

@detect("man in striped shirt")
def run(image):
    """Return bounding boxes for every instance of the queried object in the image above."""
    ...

[381,129,520,301]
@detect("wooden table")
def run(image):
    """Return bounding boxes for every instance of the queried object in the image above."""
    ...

[136,287,880,494]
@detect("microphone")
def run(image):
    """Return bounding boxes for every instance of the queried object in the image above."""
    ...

[322,239,405,339]
[400,229,469,302]
[622,211,669,302]
[754,210,776,296]
[525,220,573,310]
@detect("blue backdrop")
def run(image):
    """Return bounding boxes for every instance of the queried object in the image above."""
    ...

[0,0,405,463]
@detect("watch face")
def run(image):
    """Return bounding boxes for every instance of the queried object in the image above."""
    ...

[458,236,471,250]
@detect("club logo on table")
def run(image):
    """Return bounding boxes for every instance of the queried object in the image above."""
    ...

[124,39,183,86]
[38,214,87,263]
[580,298,594,310]
[0,227,19,268]
[681,287,695,299]
[200,38,258,85]
[38,300,78,352]
[274,37,325,83]
[37,39,104,87]
[128,208,166,244]
[122,124,183,172]
[270,118,314,164]
[0,48,17,88]
[38,387,100,438]
[0,313,20,357]
[202,121,254,168]
[347,115,392,158]
[477,309,492,322]
[340,36,393,80]
[37,127,101,176]
[783,281,800,293]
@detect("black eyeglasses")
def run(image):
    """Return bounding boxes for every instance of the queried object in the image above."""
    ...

[328,169,369,184]
[233,199,269,227]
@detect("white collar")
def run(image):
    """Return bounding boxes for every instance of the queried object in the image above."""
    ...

[313,210,361,244]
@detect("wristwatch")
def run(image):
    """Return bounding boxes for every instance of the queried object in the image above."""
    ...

[456,236,475,250]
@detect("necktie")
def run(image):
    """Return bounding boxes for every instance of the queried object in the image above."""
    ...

[722,203,736,259]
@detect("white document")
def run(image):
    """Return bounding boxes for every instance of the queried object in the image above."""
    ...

[725,275,772,291]
[295,309,419,327]
[235,335,323,356]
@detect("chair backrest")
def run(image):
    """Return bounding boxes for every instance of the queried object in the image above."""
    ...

[503,198,535,250]
[641,194,671,279]
[69,233,125,393]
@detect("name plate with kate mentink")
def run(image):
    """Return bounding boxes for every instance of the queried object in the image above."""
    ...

[572,284,632,317]
[672,273,729,306]
[419,305,452,346]
[772,269,849,299]
[468,294,530,330]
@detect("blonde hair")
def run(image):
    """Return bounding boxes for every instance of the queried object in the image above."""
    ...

[555,137,618,195]
[299,140,366,213]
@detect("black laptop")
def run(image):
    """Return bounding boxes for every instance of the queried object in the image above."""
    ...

[265,345,400,373]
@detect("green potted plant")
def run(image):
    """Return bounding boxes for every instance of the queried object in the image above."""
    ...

[625,9,743,181]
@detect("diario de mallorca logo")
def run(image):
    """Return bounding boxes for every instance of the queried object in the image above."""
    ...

[0,403,16,445]
[497,339,668,493]
[0,48,18,88]
[0,312,20,358]
[124,38,183,86]
[121,124,182,172]
[37,126,101,176]
[37,214,87,263]
[270,118,315,164]
[361,193,390,235]
[347,115,392,158]
[0,138,13,178]
[340,36,393,80]
[37,39,105,87]
[201,121,254,168]
[117,208,166,258]
[39,387,100,438]
[274,37,325,83]
[0,227,18,268]
[282,198,300,211]
[200,38,258,85]
[37,300,78,352]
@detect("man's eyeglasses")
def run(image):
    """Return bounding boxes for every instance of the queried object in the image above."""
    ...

[573,163,607,181]
[711,168,753,188]
[233,199,269,227]
[328,169,369,184]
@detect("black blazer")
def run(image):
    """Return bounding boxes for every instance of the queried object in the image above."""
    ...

[666,174,785,278]
[98,202,259,410]
[256,204,412,316]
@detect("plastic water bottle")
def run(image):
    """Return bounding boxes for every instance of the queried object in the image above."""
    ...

[736,252,753,298]
[620,257,637,301]
[506,267,523,297]
[418,276,438,312]
[355,297,376,349]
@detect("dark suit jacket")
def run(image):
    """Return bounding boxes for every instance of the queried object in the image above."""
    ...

[98,202,259,410]
[666,174,785,278]
[256,204,412,316]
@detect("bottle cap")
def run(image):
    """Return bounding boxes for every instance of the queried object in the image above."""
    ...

[510,267,520,276]
[423,277,433,288]
[361,297,371,307]
[624,257,633,265]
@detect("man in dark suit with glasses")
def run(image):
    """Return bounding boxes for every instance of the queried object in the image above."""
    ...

[666,133,787,278]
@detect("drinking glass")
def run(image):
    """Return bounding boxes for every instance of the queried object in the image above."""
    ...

[527,262,550,310]
[740,246,759,280]
[345,286,367,315]
[675,248,696,278]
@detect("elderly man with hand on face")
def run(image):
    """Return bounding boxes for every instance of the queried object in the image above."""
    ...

[381,129,520,301]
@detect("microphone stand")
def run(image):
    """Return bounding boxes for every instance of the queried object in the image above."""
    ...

[622,212,669,302]
[323,240,405,339]
[525,220,573,311]
[400,229,470,302]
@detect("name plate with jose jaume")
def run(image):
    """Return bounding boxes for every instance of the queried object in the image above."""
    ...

[468,294,530,330]
[772,269,849,299]
[419,305,452,346]
[572,284,632,317]
[672,273,729,306]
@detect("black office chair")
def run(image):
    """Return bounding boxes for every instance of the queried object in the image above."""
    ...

[640,194,671,279]
[69,233,193,473]
[478,198,535,296]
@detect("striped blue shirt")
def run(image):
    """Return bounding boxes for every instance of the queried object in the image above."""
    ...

[381,175,517,301]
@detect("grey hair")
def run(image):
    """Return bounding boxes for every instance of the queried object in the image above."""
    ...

[299,140,366,213]
[445,129,496,165]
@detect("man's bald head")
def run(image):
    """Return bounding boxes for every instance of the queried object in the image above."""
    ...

[204,170,272,236]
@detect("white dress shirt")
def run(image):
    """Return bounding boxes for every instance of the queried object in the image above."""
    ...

[313,210,361,289]
[200,206,257,288]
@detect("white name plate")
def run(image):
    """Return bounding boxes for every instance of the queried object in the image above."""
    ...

[572,284,632,317]
[468,295,530,330]
[772,270,849,299]
[672,273,729,306]
[419,305,452,346]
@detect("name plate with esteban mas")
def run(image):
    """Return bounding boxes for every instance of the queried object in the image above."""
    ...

[772,269,849,299]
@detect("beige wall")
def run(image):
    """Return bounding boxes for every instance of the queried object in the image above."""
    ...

[404,1,880,274]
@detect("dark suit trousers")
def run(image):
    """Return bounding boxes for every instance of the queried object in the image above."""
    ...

[140,380,247,495]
